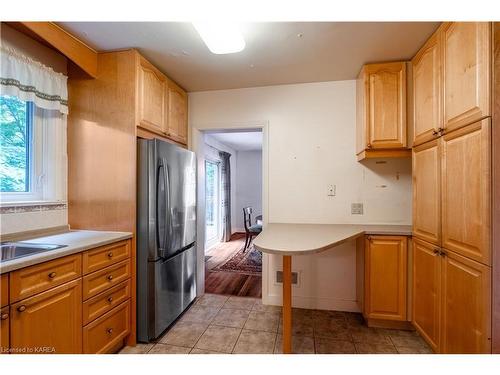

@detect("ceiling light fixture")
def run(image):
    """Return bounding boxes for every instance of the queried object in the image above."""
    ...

[193,22,245,54]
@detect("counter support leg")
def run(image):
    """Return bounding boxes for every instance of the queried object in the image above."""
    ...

[282,255,292,354]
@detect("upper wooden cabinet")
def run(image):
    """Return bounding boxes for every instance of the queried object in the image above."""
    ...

[442,22,491,133]
[166,80,188,145]
[441,250,491,353]
[441,119,491,266]
[136,53,188,145]
[137,57,166,135]
[412,31,442,146]
[356,62,410,160]
[363,235,408,322]
[412,139,441,245]
[412,238,441,352]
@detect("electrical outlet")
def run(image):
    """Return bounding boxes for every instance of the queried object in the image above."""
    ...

[351,203,364,215]
[276,271,299,285]
[328,184,336,196]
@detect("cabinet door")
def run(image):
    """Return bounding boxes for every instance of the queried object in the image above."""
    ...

[166,81,188,145]
[441,250,491,353]
[412,31,442,146]
[1,306,9,354]
[10,279,82,354]
[441,119,491,265]
[413,139,441,245]
[442,22,491,132]
[365,62,407,149]
[412,238,441,352]
[364,236,407,321]
[137,57,166,134]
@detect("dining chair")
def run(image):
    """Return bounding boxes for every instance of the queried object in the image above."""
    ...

[243,207,262,251]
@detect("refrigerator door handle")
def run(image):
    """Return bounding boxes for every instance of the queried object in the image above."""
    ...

[156,159,168,256]
[164,159,172,253]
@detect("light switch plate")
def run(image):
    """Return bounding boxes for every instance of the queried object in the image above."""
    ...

[351,203,364,215]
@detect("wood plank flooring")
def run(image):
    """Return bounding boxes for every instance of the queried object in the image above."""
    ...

[205,233,262,298]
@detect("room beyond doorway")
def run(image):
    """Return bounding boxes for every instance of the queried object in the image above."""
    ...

[202,129,263,297]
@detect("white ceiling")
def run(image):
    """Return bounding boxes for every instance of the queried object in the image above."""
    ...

[207,131,263,151]
[59,22,439,92]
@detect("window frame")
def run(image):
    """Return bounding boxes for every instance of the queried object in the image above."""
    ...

[0,97,65,205]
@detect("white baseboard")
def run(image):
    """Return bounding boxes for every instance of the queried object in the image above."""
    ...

[264,294,361,313]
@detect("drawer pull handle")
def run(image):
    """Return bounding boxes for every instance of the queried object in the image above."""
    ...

[17,305,26,313]
[48,272,57,279]
[107,275,113,281]
[107,296,113,303]
[107,252,113,258]
[1,313,8,320]
[106,328,113,334]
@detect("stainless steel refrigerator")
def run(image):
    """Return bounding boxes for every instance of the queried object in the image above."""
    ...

[137,138,197,342]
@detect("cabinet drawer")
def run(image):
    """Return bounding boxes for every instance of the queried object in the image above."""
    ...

[82,240,131,275]
[82,260,130,300]
[83,280,130,325]
[1,274,8,308]
[9,254,82,303]
[83,300,130,354]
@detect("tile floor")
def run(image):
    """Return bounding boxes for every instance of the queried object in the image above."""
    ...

[119,294,433,354]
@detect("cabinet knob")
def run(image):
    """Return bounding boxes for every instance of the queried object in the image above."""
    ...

[17,305,26,313]
[432,130,438,136]
[107,296,113,303]
[107,275,113,281]
[367,143,372,149]
[433,249,440,254]
[48,272,57,279]
[440,250,447,257]
[107,252,113,258]
[1,313,8,320]
[106,328,113,334]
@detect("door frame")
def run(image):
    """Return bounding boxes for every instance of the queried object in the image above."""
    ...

[204,158,222,250]
[191,120,269,299]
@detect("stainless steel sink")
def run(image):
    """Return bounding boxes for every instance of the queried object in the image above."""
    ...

[0,242,67,262]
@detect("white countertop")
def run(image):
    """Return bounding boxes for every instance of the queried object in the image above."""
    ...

[253,223,412,256]
[0,230,133,274]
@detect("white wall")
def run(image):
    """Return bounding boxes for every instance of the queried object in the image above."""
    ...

[189,80,412,310]
[234,150,262,232]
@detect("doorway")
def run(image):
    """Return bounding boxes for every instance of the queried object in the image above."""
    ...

[201,129,263,297]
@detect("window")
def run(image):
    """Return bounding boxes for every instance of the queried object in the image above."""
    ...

[0,95,34,193]
[205,160,221,248]
[0,94,66,204]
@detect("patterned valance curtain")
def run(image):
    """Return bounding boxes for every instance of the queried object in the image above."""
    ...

[1,46,68,114]
[219,151,232,242]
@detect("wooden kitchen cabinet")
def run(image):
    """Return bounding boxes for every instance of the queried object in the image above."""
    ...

[441,119,491,265]
[10,279,82,354]
[412,30,442,146]
[442,22,491,132]
[1,306,9,353]
[364,236,408,322]
[356,62,409,160]
[412,139,441,245]
[166,79,188,145]
[1,274,8,308]
[441,249,491,353]
[412,238,441,352]
[137,56,167,135]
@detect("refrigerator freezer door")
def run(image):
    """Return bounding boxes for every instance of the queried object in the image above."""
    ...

[149,244,197,340]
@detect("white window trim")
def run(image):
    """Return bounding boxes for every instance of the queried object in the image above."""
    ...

[205,158,222,249]
[0,105,67,205]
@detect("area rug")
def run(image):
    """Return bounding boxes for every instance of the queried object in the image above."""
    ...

[213,243,262,276]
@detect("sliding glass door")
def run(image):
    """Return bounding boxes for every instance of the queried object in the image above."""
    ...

[205,160,221,249]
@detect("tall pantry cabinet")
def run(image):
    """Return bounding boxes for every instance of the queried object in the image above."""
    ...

[411,22,493,353]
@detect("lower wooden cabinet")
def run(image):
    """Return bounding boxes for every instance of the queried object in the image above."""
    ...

[441,249,491,353]
[412,237,492,353]
[412,238,441,351]
[10,279,82,354]
[363,235,408,322]
[1,306,9,353]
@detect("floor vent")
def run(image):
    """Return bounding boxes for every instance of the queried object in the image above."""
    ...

[276,271,299,285]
